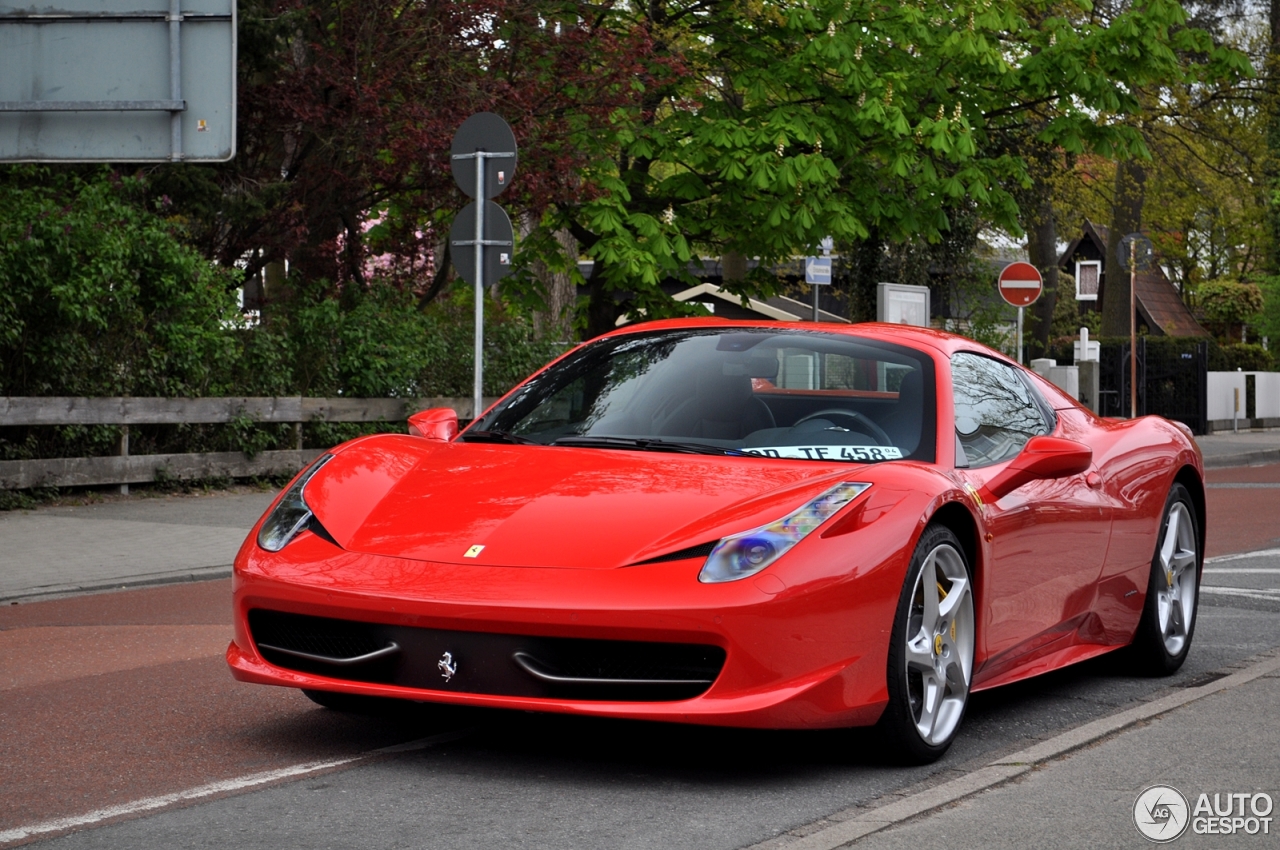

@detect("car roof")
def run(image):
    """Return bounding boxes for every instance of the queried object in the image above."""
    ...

[607,318,987,358]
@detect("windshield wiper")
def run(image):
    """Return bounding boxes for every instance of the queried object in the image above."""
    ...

[552,436,742,456]
[458,429,542,445]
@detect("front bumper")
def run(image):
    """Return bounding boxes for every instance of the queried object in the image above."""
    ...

[227,532,902,729]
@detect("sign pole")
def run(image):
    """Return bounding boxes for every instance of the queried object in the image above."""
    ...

[1129,239,1137,418]
[1017,307,1024,365]
[996,262,1043,364]
[474,154,486,420]
[450,112,518,423]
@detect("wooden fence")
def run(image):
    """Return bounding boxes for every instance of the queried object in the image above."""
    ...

[0,396,494,491]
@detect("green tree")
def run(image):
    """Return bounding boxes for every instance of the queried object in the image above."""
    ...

[1196,277,1265,341]
[0,168,241,398]
[515,0,1244,338]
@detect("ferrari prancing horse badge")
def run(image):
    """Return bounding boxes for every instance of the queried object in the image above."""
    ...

[438,652,458,682]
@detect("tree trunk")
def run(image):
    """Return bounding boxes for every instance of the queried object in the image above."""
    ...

[1024,192,1059,356]
[721,251,748,285]
[261,259,288,323]
[584,264,617,341]
[845,230,883,323]
[1266,0,1280,276]
[1100,158,1146,337]
[531,229,580,342]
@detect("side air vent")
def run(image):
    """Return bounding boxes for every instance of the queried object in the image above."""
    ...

[630,540,720,566]
[249,610,397,680]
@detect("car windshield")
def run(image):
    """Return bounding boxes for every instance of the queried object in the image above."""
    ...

[470,328,936,463]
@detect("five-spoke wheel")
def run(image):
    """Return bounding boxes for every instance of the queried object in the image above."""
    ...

[1130,483,1201,675]
[880,525,975,763]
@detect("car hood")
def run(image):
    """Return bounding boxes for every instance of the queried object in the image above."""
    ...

[302,435,873,569]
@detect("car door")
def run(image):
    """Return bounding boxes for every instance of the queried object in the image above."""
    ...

[950,352,1112,665]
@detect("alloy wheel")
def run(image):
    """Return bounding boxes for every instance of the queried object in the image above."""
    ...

[903,542,975,746]
[1156,502,1198,657]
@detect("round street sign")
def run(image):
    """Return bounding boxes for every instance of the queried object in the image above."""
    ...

[449,200,515,288]
[1118,233,1154,271]
[450,112,518,199]
[998,261,1043,308]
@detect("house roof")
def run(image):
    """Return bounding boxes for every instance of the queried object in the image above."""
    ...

[1058,220,1208,338]
[615,282,850,325]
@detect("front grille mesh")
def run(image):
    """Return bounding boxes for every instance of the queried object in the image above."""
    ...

[249,610,384,660]
[534,645,722,681]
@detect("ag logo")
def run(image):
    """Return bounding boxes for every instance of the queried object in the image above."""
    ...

[1134,784,1190,842]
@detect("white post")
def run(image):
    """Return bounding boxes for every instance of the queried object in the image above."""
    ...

[474,156,486,421]
[119,424,129,496]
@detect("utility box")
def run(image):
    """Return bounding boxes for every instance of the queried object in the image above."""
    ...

[1074,327,1100,362]
[876,283,930,327]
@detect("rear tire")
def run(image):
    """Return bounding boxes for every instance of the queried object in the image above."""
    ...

[877,525,975,764]
[1128,483,1201,676]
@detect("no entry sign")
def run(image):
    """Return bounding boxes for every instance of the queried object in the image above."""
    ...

[997,262,1043,308]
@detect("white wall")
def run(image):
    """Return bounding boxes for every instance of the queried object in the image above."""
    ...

[1254,372,1280,419]
[1208,372,1246,421]
[1207,372,1280,421]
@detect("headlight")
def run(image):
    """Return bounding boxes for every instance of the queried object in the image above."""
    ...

[257,454,334,552]
[698,482,871,583]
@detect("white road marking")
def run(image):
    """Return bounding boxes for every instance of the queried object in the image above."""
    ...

[1203,568,1280,574]
[0,729,471,846]
[1205,482,1280,488]
[1200,586,1280,602]
[1205,547,1280,564]
[745,652,1280,850]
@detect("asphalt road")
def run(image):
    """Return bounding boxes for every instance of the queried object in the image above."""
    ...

[2,465,1279,849]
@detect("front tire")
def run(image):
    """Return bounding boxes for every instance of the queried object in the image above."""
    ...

[878,525,975,764]
[1128,483,1201,676]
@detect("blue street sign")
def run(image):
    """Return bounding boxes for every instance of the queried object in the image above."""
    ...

[805,257,832,285]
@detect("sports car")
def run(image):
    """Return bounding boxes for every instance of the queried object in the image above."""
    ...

[227,319,1205,763]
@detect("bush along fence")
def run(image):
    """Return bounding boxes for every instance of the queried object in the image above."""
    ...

[0,397,494,492]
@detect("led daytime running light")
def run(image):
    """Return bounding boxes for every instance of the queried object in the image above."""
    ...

[698,482,871,583]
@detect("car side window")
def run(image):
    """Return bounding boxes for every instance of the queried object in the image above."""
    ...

[951,353,1050,468]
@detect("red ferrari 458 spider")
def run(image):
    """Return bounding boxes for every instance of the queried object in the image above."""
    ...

[227,320,1204,763]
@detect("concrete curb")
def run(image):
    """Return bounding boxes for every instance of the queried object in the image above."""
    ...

[0,565,232,604]
[750,649,1280,850]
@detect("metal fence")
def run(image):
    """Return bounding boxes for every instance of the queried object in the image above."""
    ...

[0,396,492,490]
[1097,339,1208,434]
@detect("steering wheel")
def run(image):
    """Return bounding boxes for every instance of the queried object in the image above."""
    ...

[793,408,893,446]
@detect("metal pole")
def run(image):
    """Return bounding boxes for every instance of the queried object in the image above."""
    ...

[812,284,819,322]
[168,0,181,161]
[1129,239,1137,418]
[474,155,486,421]
[1017,307,1024,365]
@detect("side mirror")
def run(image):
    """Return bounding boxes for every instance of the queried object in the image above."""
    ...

[979,436,1092,503]
[408,407,458,442]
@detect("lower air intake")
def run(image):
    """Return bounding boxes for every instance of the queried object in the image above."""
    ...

[248,608,725,702]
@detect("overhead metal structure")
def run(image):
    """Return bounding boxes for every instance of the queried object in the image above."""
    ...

[0,0,235,162]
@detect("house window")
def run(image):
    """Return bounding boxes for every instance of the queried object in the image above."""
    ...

[1075,260,1100,301]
